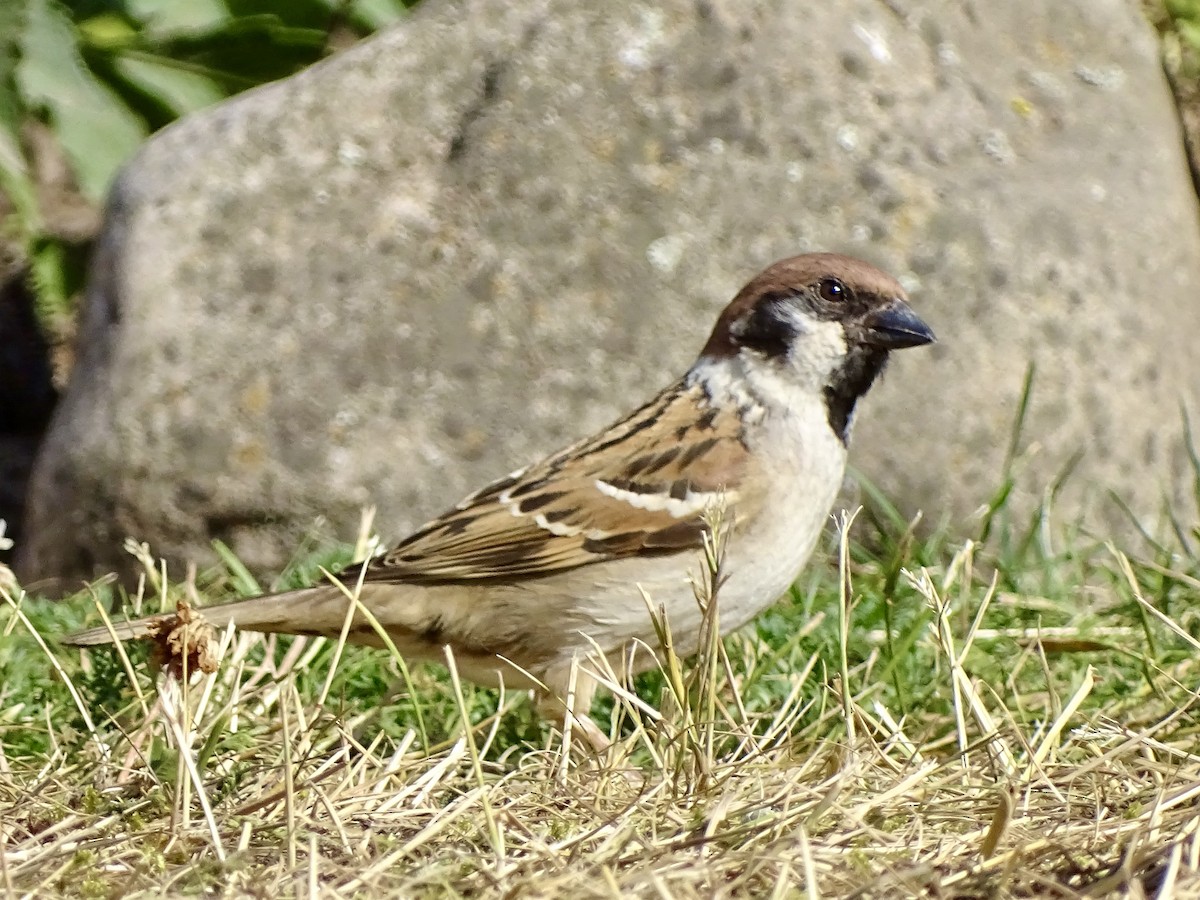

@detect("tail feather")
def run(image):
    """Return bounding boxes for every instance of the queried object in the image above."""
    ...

[62,618,160,646]
[62,584,363,648]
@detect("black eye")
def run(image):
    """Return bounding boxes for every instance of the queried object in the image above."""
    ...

[818,278,849,303]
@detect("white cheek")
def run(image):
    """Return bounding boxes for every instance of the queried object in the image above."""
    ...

[687,313,848,418]
[785,316,848,389]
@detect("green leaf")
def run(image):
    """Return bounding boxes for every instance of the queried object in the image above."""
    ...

[0,0,39,234]
[347,0,407,30]
[15,0,147,202]
[29,237,69,323]
[1166,0,1200,24]
[1179,19,1200,53]
[126,0,233,39]
[0,1,25,134]
[76,12,137,50]
[225,0,341,31]
[110,54,227,116]
[152,16,330,90]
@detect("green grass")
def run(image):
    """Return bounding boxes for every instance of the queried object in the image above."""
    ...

[2,443,1200,895]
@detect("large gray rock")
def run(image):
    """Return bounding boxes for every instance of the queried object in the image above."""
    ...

[18,0,1200,585]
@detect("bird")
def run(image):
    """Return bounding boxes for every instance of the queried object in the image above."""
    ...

[65,253,934,748]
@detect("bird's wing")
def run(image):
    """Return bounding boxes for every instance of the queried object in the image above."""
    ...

[347,380,754,585]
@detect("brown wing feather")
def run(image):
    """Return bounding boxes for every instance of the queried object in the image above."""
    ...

[348,379,752,586]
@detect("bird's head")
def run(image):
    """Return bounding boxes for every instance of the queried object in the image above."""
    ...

[698,253,935,442]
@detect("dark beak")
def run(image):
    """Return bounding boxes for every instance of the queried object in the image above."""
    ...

[860,300,935,350]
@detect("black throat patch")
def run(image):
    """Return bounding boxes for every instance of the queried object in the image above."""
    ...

[824,345,889,445]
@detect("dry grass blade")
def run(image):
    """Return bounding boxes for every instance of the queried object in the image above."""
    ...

[3,503,1200,896]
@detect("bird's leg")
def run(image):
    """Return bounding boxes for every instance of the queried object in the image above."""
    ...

[537,659,609,753]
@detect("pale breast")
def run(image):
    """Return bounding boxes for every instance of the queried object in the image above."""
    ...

[716,400,847,635]
[530,391,848,668]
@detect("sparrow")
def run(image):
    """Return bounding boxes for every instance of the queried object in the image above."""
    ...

[65,253,934,747]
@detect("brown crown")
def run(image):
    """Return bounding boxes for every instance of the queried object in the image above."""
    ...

[701,253,907,358]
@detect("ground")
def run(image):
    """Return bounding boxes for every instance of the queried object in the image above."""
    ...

[2,496,1198,897]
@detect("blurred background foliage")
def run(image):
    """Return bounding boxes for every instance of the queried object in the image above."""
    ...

[1152,0,1200,185]
[1162,0,1200,71]
[0,0,418,347]
[0,0,1198,348]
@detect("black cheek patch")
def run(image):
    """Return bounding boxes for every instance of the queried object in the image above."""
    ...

[731,300,797,359]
